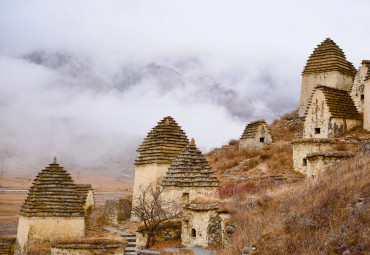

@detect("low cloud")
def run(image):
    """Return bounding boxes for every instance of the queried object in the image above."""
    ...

[0,0,368,178]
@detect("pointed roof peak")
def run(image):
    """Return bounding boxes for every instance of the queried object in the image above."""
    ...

[20,162,85,217]
[161,139,219,187]
[190,138,195,145]
[324,37,334,42]
[162,116,174,125]
[53,156,57,164]
[303,38,356,76]
[135,116,189,165]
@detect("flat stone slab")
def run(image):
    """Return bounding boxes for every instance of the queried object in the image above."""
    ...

[163,247,217,255]
[138,250,161,255]
[102,227,135,237]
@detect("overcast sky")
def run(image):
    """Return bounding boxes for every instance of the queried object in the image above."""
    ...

[0,0,369,176]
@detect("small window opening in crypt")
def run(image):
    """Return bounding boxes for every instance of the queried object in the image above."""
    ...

[303,158,307,166]
[191,229,196,237]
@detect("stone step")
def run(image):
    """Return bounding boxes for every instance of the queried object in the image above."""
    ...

[124,252,137,255]
[103,227,136,237]
[127,242,136,247]
[125,247,136,252]
[126,237,136,242]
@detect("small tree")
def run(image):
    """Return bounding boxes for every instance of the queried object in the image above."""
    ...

[131,182,183,248]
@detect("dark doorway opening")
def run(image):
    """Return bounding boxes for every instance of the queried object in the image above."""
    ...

[191,229,196,237]
[315,128,321,134]
[260,137,265,143]
[303,158,307,166]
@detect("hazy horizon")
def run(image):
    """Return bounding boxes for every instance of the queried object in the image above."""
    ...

[0,0,369,178]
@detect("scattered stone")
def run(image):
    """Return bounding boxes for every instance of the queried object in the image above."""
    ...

[360,140,370,153]
[164,235,172,240]
[243,246,256,254]
[225,225,235,233]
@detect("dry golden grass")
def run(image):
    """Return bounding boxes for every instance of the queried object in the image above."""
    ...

[207,109,302,176]
[270,109,303,141]
[219,155,369,255]
[0,191,26,236]
[206,109,304,199]
[27,242,51,255]
[149,239,185,251]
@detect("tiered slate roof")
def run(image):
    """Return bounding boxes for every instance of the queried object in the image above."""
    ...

[240,120,271,139]
[304,86,361,119]
[303,38,356,77]
[76,184,93,206]
[20,159,85,217]
[363,60,370,81]
[161,139,219,187]
[135,116,189,165]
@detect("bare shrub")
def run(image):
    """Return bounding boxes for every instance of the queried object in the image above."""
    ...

[131,182,183,248]
[228,139,239,146]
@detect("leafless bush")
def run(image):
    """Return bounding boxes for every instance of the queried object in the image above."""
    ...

[131,182,183,248]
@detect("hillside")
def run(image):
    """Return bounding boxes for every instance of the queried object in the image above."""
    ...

[207,109,370,198]
[204,110,370,254]
[206,110,304,197]
[219,154,369,255]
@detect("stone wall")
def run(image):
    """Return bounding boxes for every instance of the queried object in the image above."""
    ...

[84,190,95,211]
[292,139,336,175]
[51,241,123,255]
[299,71,353,117]
[329,118,363,137]
[131,164,170,221]
[303,89,331,138]
[181,204,232,248]
[102,199,132,225]
[364,81,370,131]
[136,221,182,250]
[303,89,362,138]
[15,216,85,255]
[162,186,217,206]
[239,123,272,149]
[350,61,369,113]
[0,236,15,255]
[306,152,354,178]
